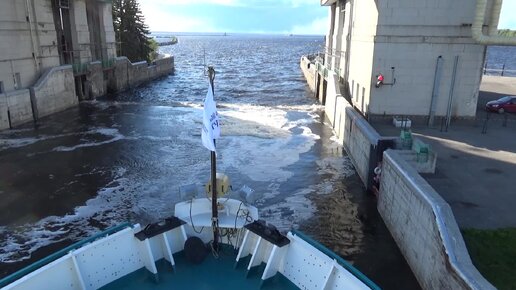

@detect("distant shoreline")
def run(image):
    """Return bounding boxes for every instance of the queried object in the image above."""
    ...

[151,32,324,37]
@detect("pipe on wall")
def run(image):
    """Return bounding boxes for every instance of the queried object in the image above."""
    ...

[472,0,516,46]
[25,0,40,73]
[487,0,502,36]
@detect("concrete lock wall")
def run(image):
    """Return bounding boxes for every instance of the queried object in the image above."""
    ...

[0,89,33,130]
[301,59,493,289]
[322,72,389,189]
[300,57,316,92]
[368,0,488,118]
[109,56,174,92]
[86,61,106,99]
[0,0,60,91]
[370,42,484,118]
[378,150,495,290]
[344,0,378,113]
[324,0,492,119]
[30,65,77,120]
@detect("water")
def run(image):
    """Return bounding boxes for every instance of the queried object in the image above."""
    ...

[0,35,419,289]
[485,46,516,76]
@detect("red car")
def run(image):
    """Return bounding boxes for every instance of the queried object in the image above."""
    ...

[485,96,516,114]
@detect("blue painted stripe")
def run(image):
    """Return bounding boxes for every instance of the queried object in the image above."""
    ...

[0,223,133,288]
[291,229,381,290]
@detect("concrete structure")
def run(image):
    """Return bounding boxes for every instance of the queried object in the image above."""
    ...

[319,0,510,120]
[372,75,516,229]
[378,150,494,290]
[300,61,497,289]
[300,56,317,92]
[30,65,77,119]
[109,57,174,92]
[0,90,33,129]
[0,0,174,130]
[322,71,394,190]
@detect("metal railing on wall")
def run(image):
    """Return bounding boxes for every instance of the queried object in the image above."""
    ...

[483,62,516,76]
[72,62,89,74]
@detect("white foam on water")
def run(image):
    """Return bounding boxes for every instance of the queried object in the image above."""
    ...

[0,137,41,149]
[260,188,316,232]
[259,136,356,231]
[0,131,80,150]
[0,102,356,263]
[52,128,125,152]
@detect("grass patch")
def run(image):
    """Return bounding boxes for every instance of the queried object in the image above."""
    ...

[462,228,516,290]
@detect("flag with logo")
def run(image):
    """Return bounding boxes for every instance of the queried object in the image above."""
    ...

[201,82,220,151]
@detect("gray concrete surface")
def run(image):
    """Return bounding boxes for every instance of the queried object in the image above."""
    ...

[31,65,77,120]
[109,57,174,93]
[0,90,33,130]
[379,150,495,290]
[372,76,516,229]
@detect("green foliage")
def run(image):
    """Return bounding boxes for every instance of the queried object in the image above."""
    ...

[498,29,516,37]
[112,0,156,63]
[462,228,516,290]
[148,38,159,62]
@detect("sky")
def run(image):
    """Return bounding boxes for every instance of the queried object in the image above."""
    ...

[140,0,515,34]
[139,0,328,35]
[499,1,516,30]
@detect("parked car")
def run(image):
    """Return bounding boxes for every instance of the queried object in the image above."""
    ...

[485,96,516,114]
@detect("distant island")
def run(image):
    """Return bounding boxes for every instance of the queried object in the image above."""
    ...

[498,29,516,37]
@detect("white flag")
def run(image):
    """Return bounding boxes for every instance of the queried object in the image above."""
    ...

[201,82,220,151]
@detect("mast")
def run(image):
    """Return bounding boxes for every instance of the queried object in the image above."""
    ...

[207,66,219,253]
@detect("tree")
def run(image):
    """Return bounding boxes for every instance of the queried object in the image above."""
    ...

[112,0,156,63]
[498,29,516,37]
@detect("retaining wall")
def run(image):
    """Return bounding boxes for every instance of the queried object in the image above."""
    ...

[30,65,77,120]
[0,90,33,130]
[109,56,174,92]
[86,61,106,99]
[300,56,316,92]
[322,72,394,189]
[0,56,174,130]
[378,150,494,290]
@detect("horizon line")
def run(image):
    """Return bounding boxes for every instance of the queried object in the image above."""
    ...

[150,31,325,37]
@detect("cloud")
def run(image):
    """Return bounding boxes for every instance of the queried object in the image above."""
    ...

[140,0,321,8]
[139,0,328,33]
[141,0,239,6]
[499,1,516,29]
[140,3,215,32]
[287,0,318,8]
[290,17,328,35]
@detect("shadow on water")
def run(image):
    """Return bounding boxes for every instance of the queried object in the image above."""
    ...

[292,114,420,290]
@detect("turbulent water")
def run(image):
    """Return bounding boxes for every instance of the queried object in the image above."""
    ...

[0,35,419,289]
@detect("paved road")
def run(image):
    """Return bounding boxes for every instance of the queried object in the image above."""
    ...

[373,76,516,229]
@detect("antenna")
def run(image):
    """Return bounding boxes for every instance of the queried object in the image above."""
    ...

[203,47,207,76]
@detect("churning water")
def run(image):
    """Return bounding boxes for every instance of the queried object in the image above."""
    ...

[0,35,419,289]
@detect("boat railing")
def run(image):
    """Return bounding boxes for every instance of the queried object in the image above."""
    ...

[0,223,133,288]
[291,229,382,290]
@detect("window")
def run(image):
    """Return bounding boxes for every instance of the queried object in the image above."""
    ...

[0,81,4,94]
